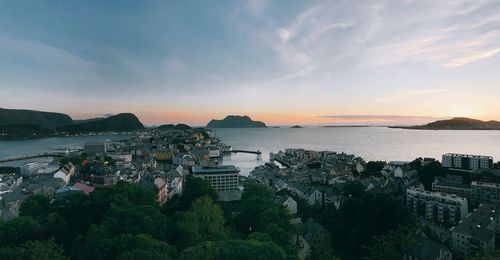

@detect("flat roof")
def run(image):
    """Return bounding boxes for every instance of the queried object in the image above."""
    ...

[192,165,239,174]
[451,204,498,242]
[443,153,493,159]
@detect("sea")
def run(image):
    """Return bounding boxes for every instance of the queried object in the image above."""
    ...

[1,127,500,175]
[0,134,130,167]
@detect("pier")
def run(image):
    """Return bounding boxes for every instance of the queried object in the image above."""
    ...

[231,150,262,155]
[0,153,64,163]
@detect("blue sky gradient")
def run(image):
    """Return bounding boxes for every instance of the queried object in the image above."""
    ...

[1,0,499,125]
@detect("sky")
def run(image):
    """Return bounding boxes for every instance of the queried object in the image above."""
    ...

[0,0,499,126]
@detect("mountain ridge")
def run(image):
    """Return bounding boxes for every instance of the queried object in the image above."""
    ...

[392,117,500,130]
[0,107,73,129]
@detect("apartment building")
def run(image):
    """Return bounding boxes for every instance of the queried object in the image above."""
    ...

[406,187,468,225]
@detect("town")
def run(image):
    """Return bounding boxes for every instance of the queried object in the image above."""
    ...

[1,126,500,259]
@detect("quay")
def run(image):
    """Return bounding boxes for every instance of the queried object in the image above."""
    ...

[231,150,261,155]
[0,153,64,163]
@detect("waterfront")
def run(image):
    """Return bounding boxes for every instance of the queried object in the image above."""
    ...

[2,127,500,175]
[215,127,500,174]
[0,134,130,167]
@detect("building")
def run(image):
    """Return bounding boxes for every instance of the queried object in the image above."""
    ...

[84,142,107,155]
[274,195,297,215]
[21,162,40,176]
[301,218,332,258]
[108,153,133,163]
[471,181,500,206]
[406,187,468,225]
[192,165,240,192]
[417,238,452,260]
[442,153,493,172]
[450,204,499,258]
[432,178,472,202]
[205,145,220,158]
[53,162,75,184]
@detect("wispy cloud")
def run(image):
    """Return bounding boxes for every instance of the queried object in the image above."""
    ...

[375,89,448,103]
[0,37,93,68]
[261,0,500,70]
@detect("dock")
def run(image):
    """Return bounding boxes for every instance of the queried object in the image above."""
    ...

[0,153,64,163]
[231,150,261,155]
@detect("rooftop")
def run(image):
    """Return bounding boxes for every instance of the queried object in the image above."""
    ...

[451,204,498,242]
[192,165,239,175]
[443,153,493,159]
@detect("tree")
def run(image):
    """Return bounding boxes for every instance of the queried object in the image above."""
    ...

[318,190,413,259]
[0,216,47,246]
[19,195,52,217]
[236,184,275,233]
[343,181,366,198]
[366,224,422,260]
[177,175,218,211]
[0,240,67,260]
[116,234,176,260]
[101,204,168,240]
[179,240,287,260]
[417,161,448,190]
[365,161,386,175]
[169,196,227,250]
[189,196,227,241]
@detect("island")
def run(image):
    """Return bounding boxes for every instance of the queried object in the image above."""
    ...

[392,117,500,130]
[206,115,266,128]
[290,125,303,128]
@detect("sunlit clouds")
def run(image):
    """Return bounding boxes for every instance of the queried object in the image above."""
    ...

[0,0,499,125]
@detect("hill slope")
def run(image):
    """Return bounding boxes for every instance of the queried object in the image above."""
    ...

[0,108,73,129]
[207,115,266,128]
[395,117,500,130]
[57,113,144,133]
[0,124,55,139]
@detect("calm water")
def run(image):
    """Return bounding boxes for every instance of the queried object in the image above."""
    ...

[0,134,130,167]
[1,128,500,175]
[216,127,500,175]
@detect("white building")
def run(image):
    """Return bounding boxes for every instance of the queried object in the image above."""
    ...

[53,163,75,184]
[192,165,240,192]
[442,153,493,171]
[407,187,468,225]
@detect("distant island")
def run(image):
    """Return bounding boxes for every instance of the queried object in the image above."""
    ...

[291,125,303,128]
[393,117,500,130]
[155,123,191,130]
[207,115,266,128]
[0,108,144,139]
[323,125,372,128]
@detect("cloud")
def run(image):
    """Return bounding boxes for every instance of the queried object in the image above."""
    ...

[260,0,500,71]
[375,89,448,103]
[0,37,93,68]
[245,0,268,15]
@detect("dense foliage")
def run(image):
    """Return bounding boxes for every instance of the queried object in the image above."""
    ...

[315,182,415,259]
[0,178,295,259]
